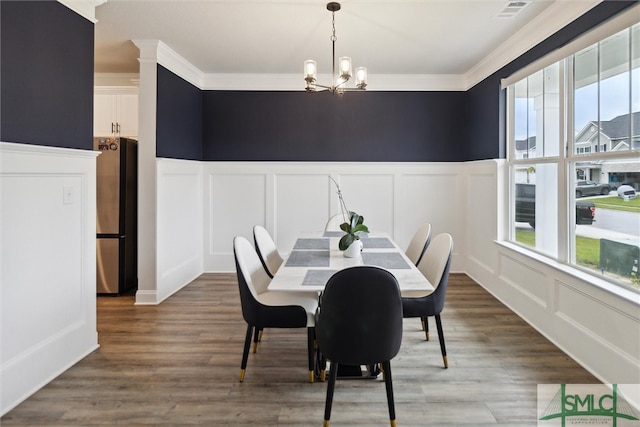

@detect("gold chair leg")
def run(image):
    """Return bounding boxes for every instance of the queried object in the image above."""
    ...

[390,419,397,427]
[421,318,425,331]
[443,355,448,369]
[252,341,258,353]
[425,330,430,341]
[309,371,315,383]
[323,421,330,427]
[258,330,263,342]
[239,369,245,382]
[320,369,326,382]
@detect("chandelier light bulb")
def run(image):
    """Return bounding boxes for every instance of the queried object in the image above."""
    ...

[304,60,317,82]
[355,67,367,89]
[338,57,352,80]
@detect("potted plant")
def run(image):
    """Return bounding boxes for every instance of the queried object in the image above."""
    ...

[339,211,369,257]
[329,176,369,257]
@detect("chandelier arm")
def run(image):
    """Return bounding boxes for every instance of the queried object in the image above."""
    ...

[334,77,350,88]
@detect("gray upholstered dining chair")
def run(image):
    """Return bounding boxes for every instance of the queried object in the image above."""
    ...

[316,266,403,427]
[401,232,453,368]
[253,225,283,278]
[233,236,319,383]
[405,223,432,266]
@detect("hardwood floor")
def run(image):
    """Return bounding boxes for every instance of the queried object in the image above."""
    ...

[2,273,599,426]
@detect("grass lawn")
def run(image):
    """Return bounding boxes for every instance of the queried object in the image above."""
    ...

[586,195,640,213]
[515,230,599,267]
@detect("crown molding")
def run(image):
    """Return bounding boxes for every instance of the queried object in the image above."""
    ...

[57,0,105,23]
[465,0,601,88]
[200,73,467,91]
[132,40,204,89]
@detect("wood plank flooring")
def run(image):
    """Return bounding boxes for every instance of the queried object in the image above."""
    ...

[2,273,599,426]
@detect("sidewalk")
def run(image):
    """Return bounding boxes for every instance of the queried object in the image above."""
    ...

[576,224,638,244]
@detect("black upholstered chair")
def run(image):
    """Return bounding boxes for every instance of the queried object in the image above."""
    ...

[404,223,432,266]
[233,236,318,383]
[401,233,453,368]
[316,266,403,427]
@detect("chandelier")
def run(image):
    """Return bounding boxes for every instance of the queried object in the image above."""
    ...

[304,2,367,93]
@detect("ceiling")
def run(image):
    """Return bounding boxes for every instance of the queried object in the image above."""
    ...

[93,0,599,86]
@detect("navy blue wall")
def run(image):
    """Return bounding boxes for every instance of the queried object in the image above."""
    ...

[202,91,467,161]
[0,1,94,150]
[156,65,203,160]
[464,0,637,161]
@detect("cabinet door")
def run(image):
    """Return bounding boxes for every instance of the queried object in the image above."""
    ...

[116,94,138,138]
[94,94,116,136]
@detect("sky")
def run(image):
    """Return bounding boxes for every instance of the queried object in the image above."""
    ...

[514,67,639,141]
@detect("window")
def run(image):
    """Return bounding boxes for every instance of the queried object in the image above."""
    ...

[507,21,640,292]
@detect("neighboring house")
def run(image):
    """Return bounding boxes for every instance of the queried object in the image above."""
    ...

[574,112,640,188]
[515,135,536,159]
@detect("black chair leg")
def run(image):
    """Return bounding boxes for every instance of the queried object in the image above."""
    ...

[435,314,448,368]
[252,326,260,353]
[381,360,397,427]
[324,361,339,427]
[240,324,253,382]
[307,327,315,383]
[422,316,429,341]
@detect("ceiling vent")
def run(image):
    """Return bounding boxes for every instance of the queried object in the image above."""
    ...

[497,0,532,18]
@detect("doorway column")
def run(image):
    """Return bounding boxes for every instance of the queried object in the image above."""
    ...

[132,40,159,304]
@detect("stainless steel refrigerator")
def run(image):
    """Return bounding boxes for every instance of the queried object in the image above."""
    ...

[95,137,138,295]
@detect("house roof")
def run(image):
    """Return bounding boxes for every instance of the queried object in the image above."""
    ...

[599,111,640,140]
[515,136,536,151]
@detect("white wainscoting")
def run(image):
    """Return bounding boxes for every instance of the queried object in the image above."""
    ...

[0,142,99,415]
[155,158,204,303]
[202,162,466,272]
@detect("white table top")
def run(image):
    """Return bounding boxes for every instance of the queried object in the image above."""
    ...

[268,231,433,293]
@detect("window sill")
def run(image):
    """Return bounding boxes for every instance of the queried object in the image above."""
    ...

[495,240,640,305]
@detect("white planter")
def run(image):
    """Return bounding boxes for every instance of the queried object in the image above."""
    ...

[344,239,363,258]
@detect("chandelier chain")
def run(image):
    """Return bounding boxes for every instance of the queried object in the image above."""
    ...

[331,11,337,42]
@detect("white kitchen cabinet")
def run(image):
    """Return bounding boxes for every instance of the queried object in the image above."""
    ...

[94,90,138,138]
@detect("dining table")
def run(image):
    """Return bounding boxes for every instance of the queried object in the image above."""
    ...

[268,230,433,379]
[268,230,434,294]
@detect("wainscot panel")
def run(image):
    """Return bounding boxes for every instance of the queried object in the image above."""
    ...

[556,281,639,370]
[499,254,549,309]
[156,158,204,302]
[0,142,99,415]
[206,172,267,271]
[275,173,332,251]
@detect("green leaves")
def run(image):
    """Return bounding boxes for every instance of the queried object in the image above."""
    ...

[338,233,356,251]
[338,211,369,251]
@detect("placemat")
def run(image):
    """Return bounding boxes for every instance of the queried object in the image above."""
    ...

[293,238,330,250]
[361,252,410,269]
[322,231,345,238]
[285,250,330,267]
[302,269,338,286]
[361,237,394,248]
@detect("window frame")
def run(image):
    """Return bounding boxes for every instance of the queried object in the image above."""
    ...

[505,16,640,293]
